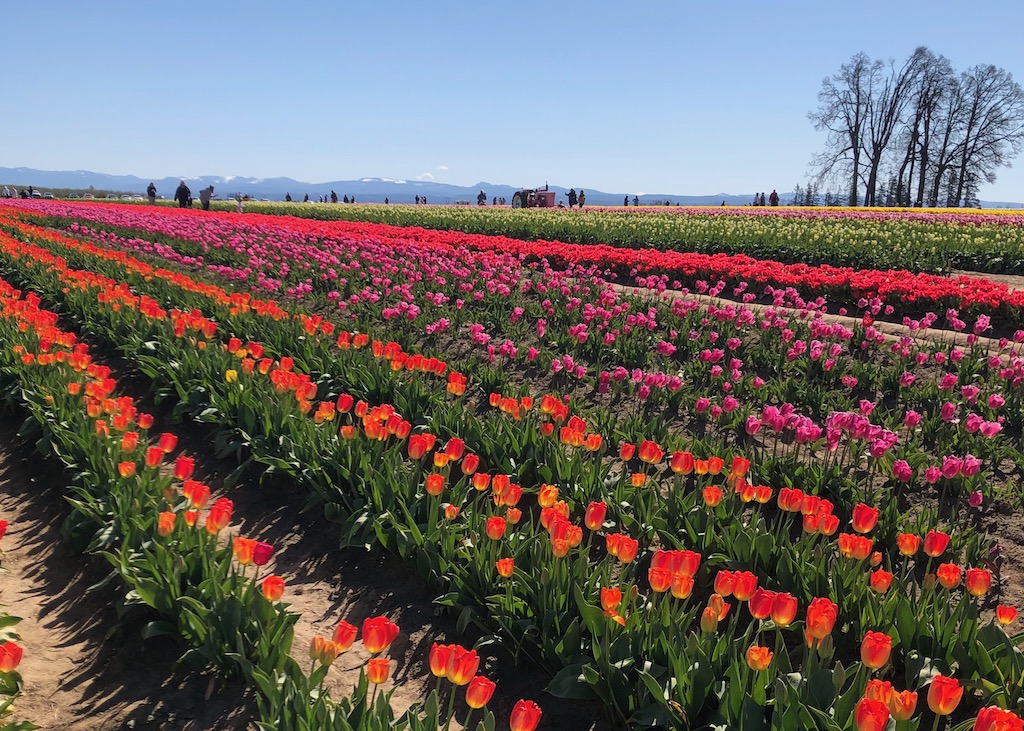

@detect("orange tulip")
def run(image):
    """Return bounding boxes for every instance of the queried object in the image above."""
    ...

[619,442,636,461]
[444,504,460,520]
[601,587,622,613]
[996,605,1018,625]
[157,511,176,537]
[612,535,638,563]
[366,657,391,685]
[333,620,358,652]
[700,606,719,633]
[485,516,507,540]
[648,567,671,593]
[205,497,233,534]
[936,562,962,589]
[261,575,285,601]
[702,486,723,507]
[509,700,543,731]
[671,573,694,599]
[864,679,893,705]
[637,439,664,464]
[670,451,694,474]
[714,570,736,597]
[888,689,917,721]
[861,631,892,669]
[707,456,725,474]
[927,674,963,715]
[233,536,256,565]
[630,472,647,487]
[707,593,731,621]
[121,431,139,452]
[966,567,993,597]
[446,646,480,685]
[854,697,890,731]
[819,514,841,536]
[897,533,920,555]
[869,569,893,594]
[496,558,514,578]
[805,597,838,641]
[746,645,773,670]
[465,675,497,709]
[425,473,445,496]
[537,483,558,508]
[118,461,137,478]
[923,529,951,557]
[362,616,400,655]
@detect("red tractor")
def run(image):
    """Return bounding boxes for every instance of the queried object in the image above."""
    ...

[511,186,556,208]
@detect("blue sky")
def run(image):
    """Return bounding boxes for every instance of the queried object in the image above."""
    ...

[4,1,1024,200]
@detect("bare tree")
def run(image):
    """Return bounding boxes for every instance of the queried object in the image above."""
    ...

[810,50,1024,207]
[952,64,1024,205]
[809,53,872,206]
[861,48,926,206]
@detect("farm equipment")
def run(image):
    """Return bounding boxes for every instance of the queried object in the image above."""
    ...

[511,186,556,208]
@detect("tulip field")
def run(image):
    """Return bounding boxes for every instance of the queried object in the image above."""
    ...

[0,200,1022,730]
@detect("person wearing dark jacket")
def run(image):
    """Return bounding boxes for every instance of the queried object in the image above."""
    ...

[146,182,157,205]
[566,188,577,209]
[174,180,191,208]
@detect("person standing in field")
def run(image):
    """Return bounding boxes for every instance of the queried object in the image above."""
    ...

[566,188,577,209]
[331,190,338,203]
[633,195,639,206]
[235,192,244,213]
[174,180,191,208]
[199,185,215,211]
[578,190,586,208]
[769,189,779,206]
[147,182,157,205]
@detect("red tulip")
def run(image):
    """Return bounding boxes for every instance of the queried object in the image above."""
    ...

[0,642,23,672]
[261,575,285,601]
[509,700,543,731]
[996,605,1018,625]
[927,674,963,715]
[158,432,178,453]
[869,569,893,593]
[204,497,233,534]
[936,562,962,589]
[465,675,497,709]
[173,455,194,480]
[854,697,890,731]
[923,529,951,557]
[974,706,1024,731]
[333,620,358,651]
[362,616,400,655]
[806,597,838,641]
[966,567,993,597]
[771,593,798,627]
[732,571,758,601]
[446,646,480,685]
[253,541,274,566]
[851,503,879,534]
[584,501,607,531]
[860,631,892,669]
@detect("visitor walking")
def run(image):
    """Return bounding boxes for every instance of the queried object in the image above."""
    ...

[331,190,338,203]
[174,180,191,208]
[567,189,577,209]
[199,185,215,211]
[578,190,586,208]
[769,189,779,206]
[147,182,157,205]
[633,195,639,206]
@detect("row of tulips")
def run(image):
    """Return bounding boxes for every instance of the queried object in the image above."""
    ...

[8,201,1024,335]
[0,273,538,729]
[0,521,33,731]
[1,221,1023,726]
[145,198,1024,275]
[3,208,1021,529]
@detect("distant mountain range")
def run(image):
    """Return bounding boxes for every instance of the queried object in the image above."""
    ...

[2,166,1022,209]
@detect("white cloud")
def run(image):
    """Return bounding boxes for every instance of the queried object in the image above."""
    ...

[417,172,435,181]
[437,165,449,171]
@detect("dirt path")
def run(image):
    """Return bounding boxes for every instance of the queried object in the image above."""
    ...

[0,420,252,731]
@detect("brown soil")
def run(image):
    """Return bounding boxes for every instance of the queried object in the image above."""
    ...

[0,420,253,731]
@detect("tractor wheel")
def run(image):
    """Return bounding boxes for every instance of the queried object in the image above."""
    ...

[511,192,524,209]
